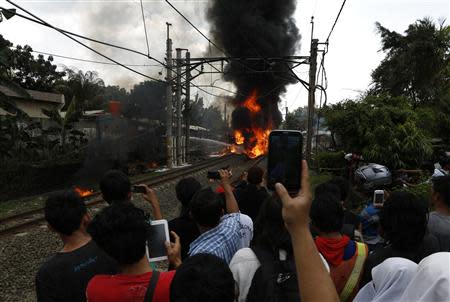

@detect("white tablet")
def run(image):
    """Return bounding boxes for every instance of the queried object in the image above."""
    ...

[146,219,170,262]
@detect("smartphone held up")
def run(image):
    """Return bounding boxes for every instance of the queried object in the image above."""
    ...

[146,219,170,262]
[373,190,384,206]
[267,130,303,193]
[132,185,146,194]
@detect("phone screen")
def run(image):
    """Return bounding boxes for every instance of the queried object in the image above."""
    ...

[147,221,169,261]
[374,192,384,204]
[267,131,303,192]
[133,185,146,193]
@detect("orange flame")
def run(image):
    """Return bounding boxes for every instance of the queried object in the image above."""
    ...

[242,90,261,113]
[74,187,94,197]
[246,128,271,158]
[234,130,245,145]
[232,90,272,158]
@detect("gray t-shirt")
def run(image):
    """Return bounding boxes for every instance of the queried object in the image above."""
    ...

[428,212,450,252]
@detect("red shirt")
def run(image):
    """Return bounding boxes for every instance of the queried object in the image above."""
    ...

[86,270,175,302]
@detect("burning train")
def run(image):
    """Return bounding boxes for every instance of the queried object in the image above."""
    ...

[208,0,301,158]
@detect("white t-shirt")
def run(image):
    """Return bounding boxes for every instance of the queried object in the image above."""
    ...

[229,248,330,302]
[433,168,448,178]
[238,214,253,249]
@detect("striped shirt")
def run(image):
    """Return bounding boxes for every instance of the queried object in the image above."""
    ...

[189,213,251,264]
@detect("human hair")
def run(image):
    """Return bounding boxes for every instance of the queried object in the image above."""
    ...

[176,177,202,207]
[99,170,131,204]
[432,175,450,208]
[310,194,344,233]
[189,188,222,228]
[329,177,350,201]
[170,253,235,302]
[315,182,341,201]
[379,191,428,251]
[87,202,150,265]
[421,161,435,174]
[247,166,264,185]
[44,190,87,236]
[253,195,292,253]
[439,157,450,169]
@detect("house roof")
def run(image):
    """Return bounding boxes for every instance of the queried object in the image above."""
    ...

[0,85,64,104]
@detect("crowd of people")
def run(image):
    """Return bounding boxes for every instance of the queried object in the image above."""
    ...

[34,159,450,302]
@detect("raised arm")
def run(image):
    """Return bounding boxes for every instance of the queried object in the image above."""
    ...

[276,160,339,302]
[219,169,239,214]
[140,184,163,220]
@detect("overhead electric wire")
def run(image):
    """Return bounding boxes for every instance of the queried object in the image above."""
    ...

[6,1,165,83]
[326,0,347,43]
[164,0,226,56]
[0,6,168,69]
[139,0,151,57]
[27,50,161,67]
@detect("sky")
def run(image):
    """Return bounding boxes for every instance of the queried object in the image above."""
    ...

[0,0,448,113]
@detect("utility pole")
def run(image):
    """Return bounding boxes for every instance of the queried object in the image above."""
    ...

[175,48,183,166]
[306,38,318,164]
[224,102,227,126]
[184,51,191,163]
[165,22,173,168]
[285,101,288,127]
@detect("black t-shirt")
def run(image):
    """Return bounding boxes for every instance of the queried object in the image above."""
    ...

[234,182,270,222]
[359,232,440,288]
[169,213,200,261]
[343,209,360,230]
[35,240,119,302]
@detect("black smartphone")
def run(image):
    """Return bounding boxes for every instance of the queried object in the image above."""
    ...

[207,171,221,180]
[133,185,146,193]
[267,130,303,192]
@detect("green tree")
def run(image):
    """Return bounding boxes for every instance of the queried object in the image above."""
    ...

[372,18,450,105]
[371,18,450,142]
[100,85,129,109]
[0,35,31,115]
[61,69,105,111]
[323,95,432,169]
[284,106,308,130]
[124,81,165,120]
[0,35,65,92]
[42,96,83,151]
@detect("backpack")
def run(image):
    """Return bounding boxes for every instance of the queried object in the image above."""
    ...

[246,247,301,302]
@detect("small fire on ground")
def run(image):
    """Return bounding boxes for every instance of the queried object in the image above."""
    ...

[230,90,271,159]
[74,187,94,197]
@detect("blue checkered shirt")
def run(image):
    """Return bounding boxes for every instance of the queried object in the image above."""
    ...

[188,213,243,264]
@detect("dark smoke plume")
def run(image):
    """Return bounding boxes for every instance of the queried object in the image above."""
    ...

[207,0,300,130]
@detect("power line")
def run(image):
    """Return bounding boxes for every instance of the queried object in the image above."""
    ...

[5,1,165,83]
[191,82,233,99]
[26,49,161,67]
[326,0,347,43]
[0,6,168,69]
[139,0,151,56]
[164,0,226,56]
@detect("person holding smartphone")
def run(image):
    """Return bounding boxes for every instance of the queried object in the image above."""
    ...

[87,202,181,302]
[99,170,162,220]
[188,170,253,264]
[358,189,385,251]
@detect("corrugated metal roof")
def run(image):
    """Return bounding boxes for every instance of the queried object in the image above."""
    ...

[0,85,64,104]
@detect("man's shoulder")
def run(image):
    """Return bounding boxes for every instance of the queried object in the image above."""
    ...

[429,212,450,225]
[38,241,117,275]
[87,271,176,297]
[230,248,257,264]
[36,254,63,277]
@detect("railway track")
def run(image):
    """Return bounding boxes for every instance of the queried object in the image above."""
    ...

[0,154,265,238]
